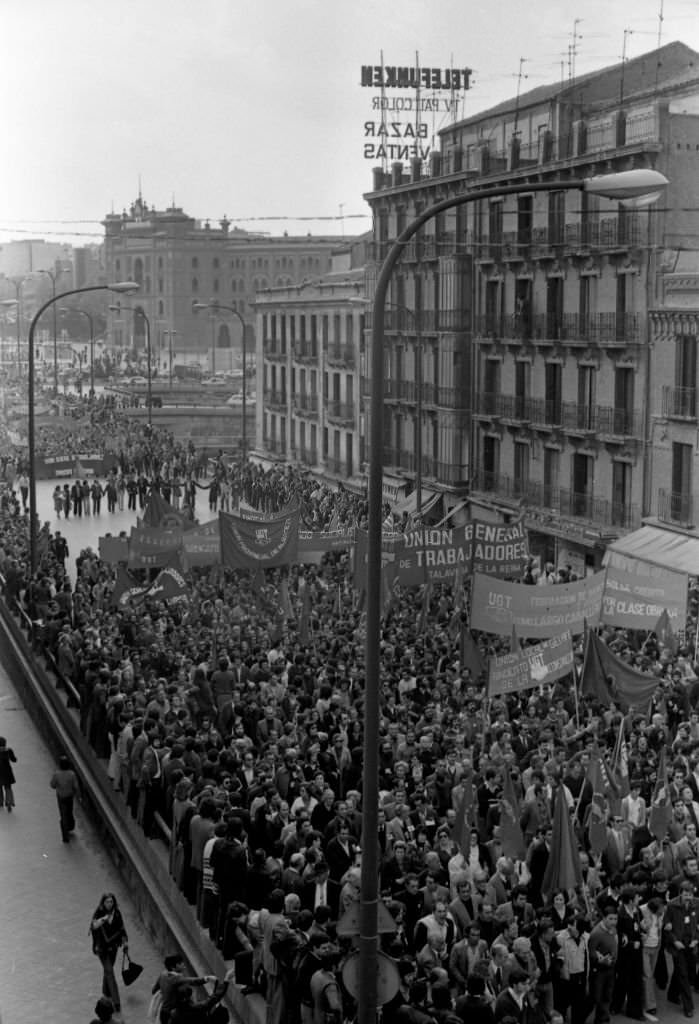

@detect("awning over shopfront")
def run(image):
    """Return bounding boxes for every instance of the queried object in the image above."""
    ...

[393,488,441,517]
[604,524,699,575]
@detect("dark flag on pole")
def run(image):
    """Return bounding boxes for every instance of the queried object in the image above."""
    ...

[542,785,583,900]
[460,627,485,679]
[649,746,672,842]
[654,608,678,655]
[499,770,526,861]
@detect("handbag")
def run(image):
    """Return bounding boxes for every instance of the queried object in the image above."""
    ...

[121,949,144,986]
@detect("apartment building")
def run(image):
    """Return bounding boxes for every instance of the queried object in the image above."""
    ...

[254,236,370,490]
[363,41,699,572]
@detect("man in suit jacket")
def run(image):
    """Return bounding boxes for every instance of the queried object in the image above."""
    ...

[449,923,489,992]
[300,861,340,916]
[602,816,632,879]
[494,967,531,1023]
[324,821,357,882]
[449,877,481,937]
[486,858,514,908]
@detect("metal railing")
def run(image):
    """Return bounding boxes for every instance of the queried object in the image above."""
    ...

[326,345,356,367]
[292,393,319,415]
[326,400,355,425]
[264,388,288,409]
[662,386,697,420]
[658,488,694,528]
[473,473,640,528]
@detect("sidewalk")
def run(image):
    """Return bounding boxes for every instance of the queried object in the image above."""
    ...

[0,660,163,1024]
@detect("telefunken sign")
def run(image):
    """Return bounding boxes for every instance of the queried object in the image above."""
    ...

[361,60,471,162]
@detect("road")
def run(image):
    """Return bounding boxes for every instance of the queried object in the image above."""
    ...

[0,658,163,1024]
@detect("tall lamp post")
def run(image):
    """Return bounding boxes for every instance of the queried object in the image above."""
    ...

[358,168,668,1024]
[193,300,248,459]
[28,281,138,575]
[59,306,95,398]
[163,329,177,387]
[40,266,67,395]
[110,305,153,432]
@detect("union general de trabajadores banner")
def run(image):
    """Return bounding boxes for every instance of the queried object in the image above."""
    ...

[397,517,529,585]
[471,570,605,638]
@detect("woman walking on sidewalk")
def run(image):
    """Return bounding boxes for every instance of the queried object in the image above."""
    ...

[90,892,129,1017]
[50,754,79,841]
[0,736,17,811]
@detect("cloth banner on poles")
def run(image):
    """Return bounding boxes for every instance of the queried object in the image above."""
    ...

[127,525,183,569]
[397,517,529,586]
[297,529,354,564]
[219,507,299,569]
[601,560,687,631]
[470,571,605,638]
[488,630,574,696]
[181,519,220,569]
[580,629,660,710]
[99,535,129,564]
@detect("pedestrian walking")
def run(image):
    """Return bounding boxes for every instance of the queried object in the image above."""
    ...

[50,754,79,842]
[90,892,129,1017]
[0,736,17,811]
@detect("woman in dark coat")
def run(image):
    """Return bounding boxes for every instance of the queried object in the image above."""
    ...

[0,736,17,810]
[90,892,129,1013]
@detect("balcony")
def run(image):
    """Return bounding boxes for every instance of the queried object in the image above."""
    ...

[326,345,355,368]
[264,388,288,411]
[562,403,642,438]
[293,342,319,363]
[658,488,694,529]
[366,308,439,332]
[326,455,346,476]
[533,312,641,346]
[264,341,287,362]
[502,231,530,260]
[662,386,697,420]
[327,400,355,426]
[293,393,319,418]
[473,473,640,528]
[293,446,317,467]
[383,446,416,473]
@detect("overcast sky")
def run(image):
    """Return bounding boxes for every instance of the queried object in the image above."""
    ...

[2,0,699,245]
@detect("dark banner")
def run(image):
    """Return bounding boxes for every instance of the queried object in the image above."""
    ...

[219,507,300,569]
[297,529,354,565]
[127,525,183,569]
[397,516,529,585]
[99,535,129,564]
[181,519,221,569]
[35,453,116,480]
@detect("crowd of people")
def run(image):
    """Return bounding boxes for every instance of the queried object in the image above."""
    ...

[5,414,699,1024]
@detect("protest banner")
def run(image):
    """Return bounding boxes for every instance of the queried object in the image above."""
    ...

[397,517,529,586]
[488,630,574,696]
[220,507,300,569]
[601,560,687,631]
[127,524,183,569]
[99,535,129,564]
[297,529,354,565]
[181,519,220,568]
[470,570,605,638]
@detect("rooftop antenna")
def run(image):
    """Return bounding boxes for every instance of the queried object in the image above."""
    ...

[339,203,345,238]
[620,28,633,106]
[570,19,583,84]
[654,0,665,90]
[513,58,528,134]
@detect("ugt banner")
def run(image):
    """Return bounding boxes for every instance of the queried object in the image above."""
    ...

[398,517,529,585]
[471,570,605,638]
[601,559,687,631]
[488,630,574,696]
[127,525,183,569]
[220,507,299,569]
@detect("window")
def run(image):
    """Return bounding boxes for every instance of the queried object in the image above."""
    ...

[578,277,591,338]
[213,279,219,293]
[548,191,565,246]
[577,366,596,430]
[515,360,529,418]
[543,448,559,506]
[213,257,219,269]
[482,435,499,489]
[674,334,697,416]
[614,367,634,434]
[546,278,563,339]
[192,257,198,269]
[483,358,500,415]
[572,453,594,517]
[671,442,692,516]
[612,462,632,526]
[514,442,529,497]
[517,195,532,246]
[192,277,199,293]
[545,363,562,424]
[616,275,627,341]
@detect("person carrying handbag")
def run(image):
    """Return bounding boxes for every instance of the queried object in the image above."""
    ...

[90,892,129,1019]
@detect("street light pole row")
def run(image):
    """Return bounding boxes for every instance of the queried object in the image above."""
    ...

[358,168,669,1024]
[59,306,95,398]
[27,282,139,575]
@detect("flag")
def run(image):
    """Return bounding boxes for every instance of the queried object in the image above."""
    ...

[585,754,610,856]
[143,563,189,602]
[542,785,583,899]
[610,719,630,800]
[380,561,400,621]
[299,586,312,643]
[110,566,147,608]
[332,584,341,617]
[510,623,519,654]
[460,627,485,678]
[453,781,474,854]
[279,579,294,621]
[499,770,526,861]
[580,629,659,710]
[417,582,432,635]
[649,745,672,842]
[654,608,679,655]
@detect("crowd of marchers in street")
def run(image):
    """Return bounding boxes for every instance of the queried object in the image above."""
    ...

[4,411,699,1024]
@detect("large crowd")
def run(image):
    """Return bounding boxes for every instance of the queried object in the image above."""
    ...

[3,407,699,1024]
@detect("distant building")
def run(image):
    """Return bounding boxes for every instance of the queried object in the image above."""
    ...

[363,39,699,571]
[102,196,352,373]
[0,238,73,277]
[254,234,370,489]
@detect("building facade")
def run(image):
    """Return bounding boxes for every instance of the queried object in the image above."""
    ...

[102,197,349,374]
[363,41,699,571]
[254,237,369,490]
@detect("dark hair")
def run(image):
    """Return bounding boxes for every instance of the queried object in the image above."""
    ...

[508,967,529,986]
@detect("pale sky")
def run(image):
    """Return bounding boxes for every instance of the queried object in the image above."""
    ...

[2,0,699,245]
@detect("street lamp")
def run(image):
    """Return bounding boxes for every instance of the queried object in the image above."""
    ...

[163,329,177,387]
[358,167,668,1024]
[28,281,139,575]
[193,300,248,460]
[109,305,153,432]
[59,306,95,399]
[40,266,68,395]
